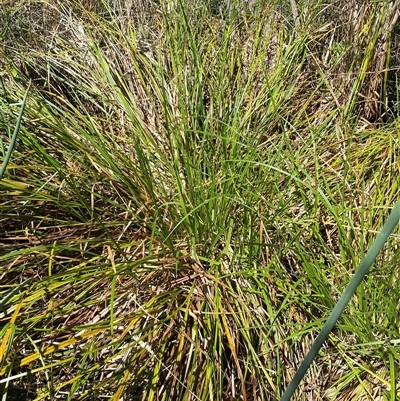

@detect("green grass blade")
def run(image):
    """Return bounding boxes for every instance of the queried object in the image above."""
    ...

[0,82,30,180]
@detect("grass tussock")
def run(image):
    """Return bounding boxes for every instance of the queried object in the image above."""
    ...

[1,0,400,400]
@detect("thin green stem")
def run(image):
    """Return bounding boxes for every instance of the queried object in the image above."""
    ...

[0,82,30,180]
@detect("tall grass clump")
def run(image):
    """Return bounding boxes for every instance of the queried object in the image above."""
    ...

[1,0,400,400]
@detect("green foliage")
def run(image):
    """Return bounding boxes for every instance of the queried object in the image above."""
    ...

[0,0,399,400]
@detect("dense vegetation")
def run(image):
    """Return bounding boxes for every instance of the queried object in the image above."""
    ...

[1,0,400,399]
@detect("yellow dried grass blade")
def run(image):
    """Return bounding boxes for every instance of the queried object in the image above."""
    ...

[113,367,131,401]
[0,297,24,365]
[0,328,106,376]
